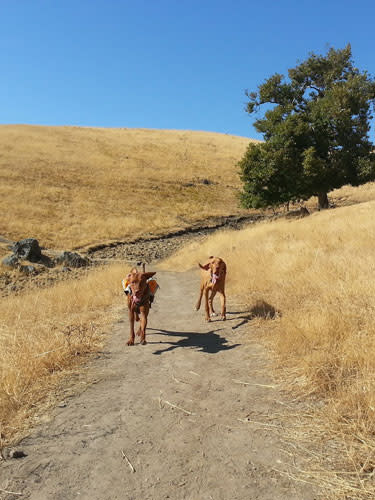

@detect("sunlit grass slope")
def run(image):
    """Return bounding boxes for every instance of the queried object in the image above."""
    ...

[162,201,375,498]
[0,125,256,249]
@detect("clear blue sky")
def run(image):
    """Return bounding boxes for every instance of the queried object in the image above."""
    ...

[1,0,374,140]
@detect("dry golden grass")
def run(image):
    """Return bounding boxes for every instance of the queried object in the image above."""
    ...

[330,181,375,206]
[0,125,256,249]
[0,263,127,446]
[161,201,375,499]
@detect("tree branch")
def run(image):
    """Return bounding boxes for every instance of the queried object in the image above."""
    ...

[307,85,324,97]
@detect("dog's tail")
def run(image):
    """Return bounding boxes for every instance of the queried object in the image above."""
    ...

[137,261,146,272]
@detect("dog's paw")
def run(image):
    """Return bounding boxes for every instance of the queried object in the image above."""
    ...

[211,312,218,317]
[140,339,147,345]
[127,339,135,346]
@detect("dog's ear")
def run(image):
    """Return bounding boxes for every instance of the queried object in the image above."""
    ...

[199,262,211,270]
[142,272,156,280]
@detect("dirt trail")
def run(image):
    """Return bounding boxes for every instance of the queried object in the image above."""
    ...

[86,214,264,263]
[1,271,316,500]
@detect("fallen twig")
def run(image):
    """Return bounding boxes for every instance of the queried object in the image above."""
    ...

[171,373,189,384]
[33,346,64,358]
[160,399,195,416]
[121,450,135,473]
[232,379,277,389]
[0,487,22,496]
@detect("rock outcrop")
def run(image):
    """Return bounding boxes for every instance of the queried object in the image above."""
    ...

[12,238,42,262]
[2,254,20,268]
[56,251,90,268]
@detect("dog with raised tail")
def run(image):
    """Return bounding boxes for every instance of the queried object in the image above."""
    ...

[195,256,227,322]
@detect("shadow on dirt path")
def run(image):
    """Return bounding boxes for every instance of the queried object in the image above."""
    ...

[148,327,240,355]
[0,270,316,500]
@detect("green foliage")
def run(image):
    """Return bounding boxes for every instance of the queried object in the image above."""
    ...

[240,45,375,209]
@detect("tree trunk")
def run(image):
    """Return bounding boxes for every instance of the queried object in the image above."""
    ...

[317,192,329,210]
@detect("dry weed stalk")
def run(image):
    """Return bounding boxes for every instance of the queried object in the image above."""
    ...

[121,450,136,473]
[159,397,195,416]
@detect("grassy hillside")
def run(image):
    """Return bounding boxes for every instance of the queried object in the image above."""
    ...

[0,125,257,249]
[161,201,375,498]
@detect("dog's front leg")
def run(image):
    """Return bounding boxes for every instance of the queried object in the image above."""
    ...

[127,308,136,346]
[209,289,217,316]
[204,288,211,322]
[219,291,226,321]
[139,309,148,345]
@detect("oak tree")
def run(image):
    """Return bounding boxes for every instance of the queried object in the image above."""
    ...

[239,45,375,209]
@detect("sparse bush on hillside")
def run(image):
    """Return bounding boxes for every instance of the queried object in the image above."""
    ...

[240,45,375,210]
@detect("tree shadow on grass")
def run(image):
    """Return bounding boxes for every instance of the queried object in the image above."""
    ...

[147,327,240,355]
[226,300,281,330]
[249,300,281,319]
[229,314,253,330]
